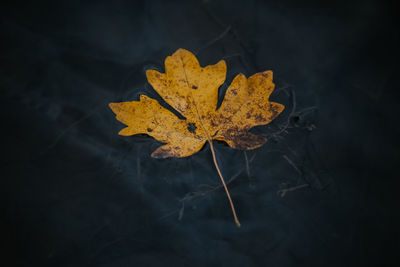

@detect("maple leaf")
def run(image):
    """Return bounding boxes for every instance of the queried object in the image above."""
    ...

[109,49,284,227]
[110,49,284,157]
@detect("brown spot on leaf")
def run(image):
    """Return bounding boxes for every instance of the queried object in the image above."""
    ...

[248,86,255,95]
[187,122,197,134]
[245,108,254,119]
[269,103,282,120]
[255,113,265,123]
[147,128,153,132]
[217,114,230,125]
[223,129,267,150]
[231,88,237,95]
[211,119,218,127]
[192,85,198,89]
[151,146,176,159]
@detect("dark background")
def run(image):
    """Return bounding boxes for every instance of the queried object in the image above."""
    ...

[1,0,399,266]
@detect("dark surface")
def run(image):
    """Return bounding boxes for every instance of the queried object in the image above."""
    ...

[1,0,399,266]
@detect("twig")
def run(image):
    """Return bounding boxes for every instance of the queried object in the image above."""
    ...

[178,201,185,221]
[201,2,259,72]
[42,105,103,154]
[195,25,232,55]
[136,147,145,195]
[274,84,292,95]
[277,184,309,197]
[273,90,297,136]
[244,151,250,179]
[222,53,242,60]
[180,153,256,201]
[282,155,302,175]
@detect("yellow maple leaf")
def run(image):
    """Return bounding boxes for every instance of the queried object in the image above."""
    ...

[109,48,284,227]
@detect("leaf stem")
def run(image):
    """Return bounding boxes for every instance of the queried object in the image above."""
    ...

[208,140,241,227]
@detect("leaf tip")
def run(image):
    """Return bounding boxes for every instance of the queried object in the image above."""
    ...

[139,94,149,101]
[108,102,119,114]
[150,144,171,159]
[151,150,171,159]
[118,127,133,136]
[261,70,273,80]
[269,102,285,119]
[176,47,188,53]
[174,48,192,56]
[217,59,227,68]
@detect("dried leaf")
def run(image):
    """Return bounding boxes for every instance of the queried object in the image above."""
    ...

[109,49,284,158]
[109,48,285,227]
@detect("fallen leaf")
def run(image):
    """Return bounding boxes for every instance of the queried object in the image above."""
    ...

[109,48,284,158]
[109,48,285,226]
